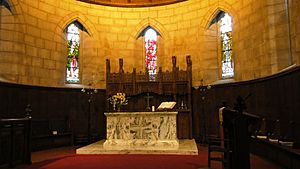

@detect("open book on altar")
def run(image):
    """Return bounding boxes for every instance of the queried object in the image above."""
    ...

[157,101,176,111]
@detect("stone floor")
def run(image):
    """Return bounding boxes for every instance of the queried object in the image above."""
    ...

[76,139,198,155]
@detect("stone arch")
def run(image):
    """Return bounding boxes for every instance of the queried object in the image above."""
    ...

[201,3,239,30]
[196,3,239,84]
[54,11,99,41]
[6,0,25,31]
[0,0,26,83]
[54,11,106,86]
[2,0,12,13]
[129,17,169,42]
[126,18,170,72]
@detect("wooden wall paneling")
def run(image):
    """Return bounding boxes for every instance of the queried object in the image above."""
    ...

[252,82,263,117]
[7,89,17,116]
[177,110,192,139]
[0,84,7,116]
[0,81,107,148]
[292,73,300,142]
[202,85,225,140]
[261,79,274,134]
[210,87,223,135]
[285,73,300,142]
[192,88,201,142]
[280,76,291,138]
[52,90,62,116]
[15,88,28,117]
[90,92,106,139]
[28,88,42,118]
[205,88,214,138]
[0,122,11,168]
[244,84,255,116]
[69,91,82,137]
[193,66,300,145]
[6,85,29,118]
[12,124,26,166]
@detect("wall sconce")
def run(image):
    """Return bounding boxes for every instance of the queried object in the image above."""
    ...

[81,85,98,102]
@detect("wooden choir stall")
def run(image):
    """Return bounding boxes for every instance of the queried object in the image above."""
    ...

[213,107,259,169]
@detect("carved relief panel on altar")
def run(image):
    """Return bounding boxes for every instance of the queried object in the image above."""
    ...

[104,112,179,148]
[105,112,177,141]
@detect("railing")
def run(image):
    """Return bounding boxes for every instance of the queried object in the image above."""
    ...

[0,117,32,168]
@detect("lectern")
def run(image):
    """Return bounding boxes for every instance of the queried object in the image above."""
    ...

[221,108,259,169]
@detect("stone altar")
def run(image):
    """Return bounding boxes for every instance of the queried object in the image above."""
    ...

[103,111,179,150]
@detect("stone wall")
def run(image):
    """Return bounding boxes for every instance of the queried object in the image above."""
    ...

[0,0,296,88]
[290,0,300,65]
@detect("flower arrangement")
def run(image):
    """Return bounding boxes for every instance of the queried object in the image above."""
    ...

[108,93,128,111]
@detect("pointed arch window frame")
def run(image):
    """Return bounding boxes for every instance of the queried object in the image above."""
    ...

[64,20,89,84]
[209,11,234,79]
[137,26,161,81]
[1,0,13,13]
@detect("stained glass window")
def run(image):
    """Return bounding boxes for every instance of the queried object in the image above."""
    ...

[66,23,80,83]
[220,13,234,78]
[144,28,158,81]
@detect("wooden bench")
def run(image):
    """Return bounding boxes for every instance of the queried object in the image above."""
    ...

[251,138,300,169]
[32,118,73,151]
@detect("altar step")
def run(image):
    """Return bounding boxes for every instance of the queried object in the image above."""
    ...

[76,139,198,155]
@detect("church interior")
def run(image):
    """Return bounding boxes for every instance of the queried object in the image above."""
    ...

[1,0,300,168]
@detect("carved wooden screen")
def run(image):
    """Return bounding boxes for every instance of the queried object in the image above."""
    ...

[106,56,191,97]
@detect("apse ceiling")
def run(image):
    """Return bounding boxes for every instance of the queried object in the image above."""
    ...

[77,0,187,7]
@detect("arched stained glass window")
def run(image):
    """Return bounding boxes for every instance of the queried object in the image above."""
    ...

[144,28,158,81]
[66,23,80,83]
[220,13,234,78]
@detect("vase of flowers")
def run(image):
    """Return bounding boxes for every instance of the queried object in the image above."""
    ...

[108,93,128,112]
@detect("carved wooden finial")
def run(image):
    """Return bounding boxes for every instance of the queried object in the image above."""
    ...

[25,104,32,118]
[106,59,110,72]
[119,58,124,73]
[106,59,110,81]
[172,56,176,68]
[186,55,191,66]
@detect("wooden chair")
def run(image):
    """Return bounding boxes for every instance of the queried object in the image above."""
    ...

[207,107,232,169]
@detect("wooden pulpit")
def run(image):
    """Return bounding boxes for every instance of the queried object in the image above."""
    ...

[221,108,259,169]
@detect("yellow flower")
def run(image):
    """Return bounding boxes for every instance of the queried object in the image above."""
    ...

[109,93,128,107]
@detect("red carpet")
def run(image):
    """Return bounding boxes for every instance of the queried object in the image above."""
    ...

[25,154,207,169]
